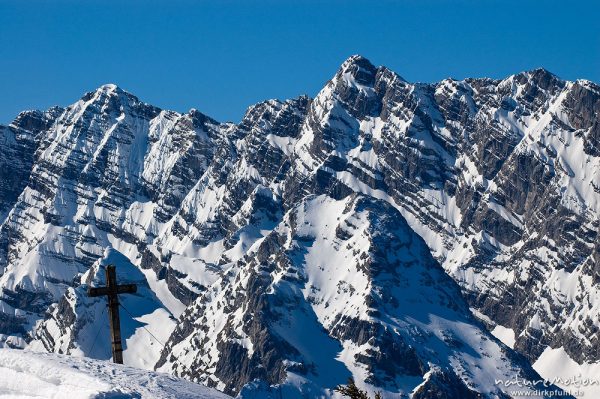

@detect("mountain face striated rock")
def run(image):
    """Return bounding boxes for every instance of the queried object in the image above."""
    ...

[155,194,546,397]
[0,55,596,397]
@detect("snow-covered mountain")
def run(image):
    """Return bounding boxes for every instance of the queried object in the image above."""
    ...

[155,194,548,398]
[0,55,597,397]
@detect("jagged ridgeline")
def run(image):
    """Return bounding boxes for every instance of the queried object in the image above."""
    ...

[0,55,597,398]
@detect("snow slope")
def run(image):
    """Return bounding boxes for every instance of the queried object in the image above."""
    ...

[533,347,600,399]
[0,348,231,399]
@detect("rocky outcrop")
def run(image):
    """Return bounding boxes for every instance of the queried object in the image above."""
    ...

[155,195,554,398]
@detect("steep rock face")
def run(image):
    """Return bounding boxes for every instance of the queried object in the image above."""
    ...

[0,55,596,397]
[278,57,600,369]
[0,84,228,340]
[156,194,547,398]
[0,86,154,334]
[141,109,223,223]
[0,109,60,221]
[441,77,600,365]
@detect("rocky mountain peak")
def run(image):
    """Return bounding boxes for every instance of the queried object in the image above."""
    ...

[76,83,160,119]
[337,54,379,86]
[97,82,120,92]
[510,67,565,95]
[80,83,122,101]
[187,108,220,128]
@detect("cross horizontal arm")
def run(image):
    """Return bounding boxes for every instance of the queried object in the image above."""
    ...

[87,284,137,297]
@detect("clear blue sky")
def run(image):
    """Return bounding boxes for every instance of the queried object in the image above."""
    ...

[0,0,598,124]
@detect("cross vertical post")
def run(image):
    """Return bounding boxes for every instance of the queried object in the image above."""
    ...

[87,264,137,364]
[106,265,123,364]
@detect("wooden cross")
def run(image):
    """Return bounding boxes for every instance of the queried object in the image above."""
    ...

[87,264,137,364]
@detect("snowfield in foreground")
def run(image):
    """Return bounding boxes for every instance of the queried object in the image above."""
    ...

[0,349,231,399]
